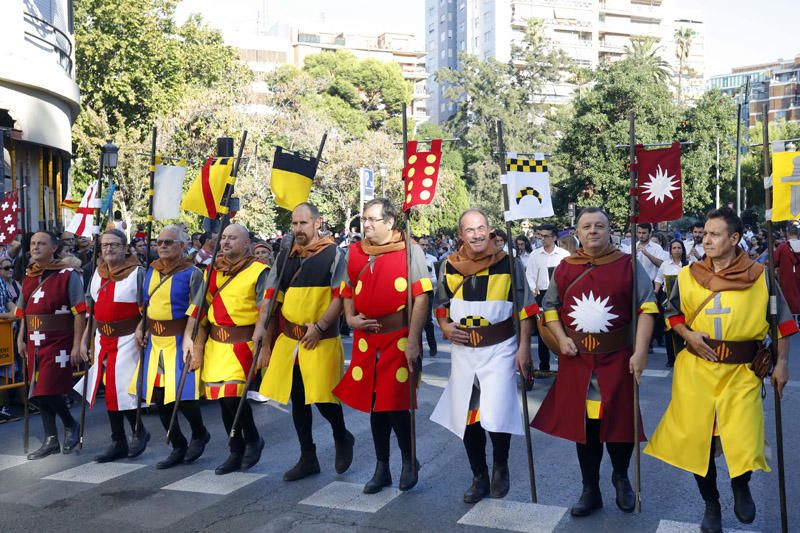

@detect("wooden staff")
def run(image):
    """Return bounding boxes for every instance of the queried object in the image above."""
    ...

[760,105,789,533]
[496,120,537,503]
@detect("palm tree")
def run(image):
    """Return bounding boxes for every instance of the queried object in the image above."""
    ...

[674,27,696,103]
[624,37,671,84]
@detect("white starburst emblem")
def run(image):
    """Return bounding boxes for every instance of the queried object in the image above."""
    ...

[567,291,619,333]
[642,164,679,204]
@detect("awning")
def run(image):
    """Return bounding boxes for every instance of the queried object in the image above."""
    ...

[0,84,74,154]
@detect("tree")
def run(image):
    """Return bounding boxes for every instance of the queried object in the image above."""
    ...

[624,37,671,85]
[674,27,697,104]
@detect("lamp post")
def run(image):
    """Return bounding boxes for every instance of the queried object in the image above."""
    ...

[101,140,119,171]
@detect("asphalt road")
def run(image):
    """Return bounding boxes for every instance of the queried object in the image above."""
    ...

[0,331,798,533]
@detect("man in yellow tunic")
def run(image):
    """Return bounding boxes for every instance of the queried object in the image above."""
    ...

[255,202,354,481]
[645,208,796,533]
[192,223,270,475]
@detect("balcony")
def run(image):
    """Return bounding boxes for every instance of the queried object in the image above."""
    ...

[23,11,73,76]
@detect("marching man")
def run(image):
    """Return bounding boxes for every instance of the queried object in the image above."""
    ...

[431,209,537,503]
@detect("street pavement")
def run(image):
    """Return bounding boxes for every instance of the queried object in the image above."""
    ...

[0,331,798,532]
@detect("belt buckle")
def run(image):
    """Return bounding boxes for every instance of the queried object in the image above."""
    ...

[715,342,731,361]
[292,324,304,339]
[582,334,599,351]
[216,328,230,342]
[153,321,166,335]
[29,316,42,329]
[100,323,113,336]
[468,329,483,347]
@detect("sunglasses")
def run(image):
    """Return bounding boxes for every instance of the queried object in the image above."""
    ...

[156,239,177,246]
[1,266,12,270]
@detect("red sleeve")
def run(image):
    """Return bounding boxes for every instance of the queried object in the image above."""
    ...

[779,319,799,338]
[667,314,686,328]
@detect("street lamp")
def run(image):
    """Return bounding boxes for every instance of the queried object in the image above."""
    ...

[378,163,387,198]
[101,140,119,170]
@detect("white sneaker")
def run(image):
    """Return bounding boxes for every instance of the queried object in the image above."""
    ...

[246,391,270,403]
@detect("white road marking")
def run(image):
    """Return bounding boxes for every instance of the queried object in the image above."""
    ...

[457,499,567,532]
[656,519,758,533]
[162,470,265,495]
[44,462,146,484]
[0,454,27,473]
[300,481,401,513]
[642,369,672,378]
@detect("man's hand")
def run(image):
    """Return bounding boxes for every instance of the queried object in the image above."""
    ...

[256,345,272,370]
[182,336,194,364]
[17,340,27,359]
[70,343,87,366]
[629,350,648,384]
[405,339,421,366]
[442,321,470,345]
[134,326,145,348]
[772,358,789,399]
[558,335,578,357]
[683,330,717,361]
[348,313,381,333]
[189,345,204,371]
[516,346,532,380]
[301,322,322,350]
[79,342,89,364]
[251,328,264,348]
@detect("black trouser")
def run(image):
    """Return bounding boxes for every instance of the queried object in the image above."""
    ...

[370,410,411,462]
[576,418,634,486]
[535,294,551,371]
[219,396,259,454]
[290,365,347,452]
[694,440,752,502]
[108,409,138,442]
[35,395,76,437]
[664,330,677,365]
[152,387,206,449]
[463,421,511,475]
[423,297,437,355]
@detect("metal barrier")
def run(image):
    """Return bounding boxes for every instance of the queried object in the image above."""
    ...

[22,12,74,76]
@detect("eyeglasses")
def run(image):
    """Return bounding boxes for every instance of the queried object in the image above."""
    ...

[1,266,12,271]
[360,216,385,224]
[100,242,123,249]
[156,239,177,247]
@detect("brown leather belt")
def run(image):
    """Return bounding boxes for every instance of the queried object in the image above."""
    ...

[96,316,141,338]
[374,310,408,334]
[565,326,632,354]
[26,314,74,332]
[457,318,515,348]
[688,339,759,364]
[282,319,338,341]
[148,317,188,337]
[210,324,255,344]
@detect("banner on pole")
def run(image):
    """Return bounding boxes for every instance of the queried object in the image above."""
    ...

[65,181,102,237]
[772,151,800,221]
[270,147,318,211]
[181,157,234,218]
[501,152,554,221]
[636,142,682,223]
[402,139,442,212]
[153,159,187,220]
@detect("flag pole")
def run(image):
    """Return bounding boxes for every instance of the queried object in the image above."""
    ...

[628,112,642,513]
[496,120,537,503]
[166,131,247,444]
[760,104,789,533]
[401,103,418,479]
[134,126,157,434]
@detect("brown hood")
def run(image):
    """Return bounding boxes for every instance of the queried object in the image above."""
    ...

[564,243,625,266]
[291,236,336,258]
[689,247,764,291]
[447,244,507,277]
[151,256,195,276]
[26,258,73,278]
[361,230,406,256]
[214,253,255,277]
[97,255,141,281]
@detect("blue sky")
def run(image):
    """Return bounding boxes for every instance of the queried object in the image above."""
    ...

[176,0,799,77]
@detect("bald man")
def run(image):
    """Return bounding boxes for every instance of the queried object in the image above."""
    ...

[191,223,271,475]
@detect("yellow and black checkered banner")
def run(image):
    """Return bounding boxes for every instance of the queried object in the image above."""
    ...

[500,151,554,221]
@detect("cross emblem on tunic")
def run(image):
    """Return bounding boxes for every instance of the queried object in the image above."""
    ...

[30,330,46,346]
[704,293,731,340]
[32,288,46,304]
[55,305,70,315]
[55,350,70,368]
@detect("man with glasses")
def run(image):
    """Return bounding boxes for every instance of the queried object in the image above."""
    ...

[134,225,210,469]
[76,229,149,462]
[526,224,570,376]
[334,198,432,494]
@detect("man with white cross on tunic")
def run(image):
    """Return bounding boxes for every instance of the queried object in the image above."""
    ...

[16,231,86,459]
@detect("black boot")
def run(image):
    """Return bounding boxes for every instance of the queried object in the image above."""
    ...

[95,439,129,463]
[363,461,392,494]
[399,454,420,491]
[241,437,265,470]
[612,471,635,513]
[283,448,321,481]
[570,484,603,517]
[184,430,211,463]
[490,462,510,498]
[156,447,187,469]
[128,427,150,458]
[334,431,355,474]
[215,453,243,475]
[62,424,79,454]
[27,436,61,460]
[463,469,490,504]
[700,500,722,533]
[732,480,756,524]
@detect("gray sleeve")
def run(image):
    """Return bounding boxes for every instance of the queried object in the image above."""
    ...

[187,268,204,316]
[15,285,24,312]
[635,263,656,309]
[768,275,797,334]
[255,267,270,308]
[542,274,561,312]
[68,271,85,311]
[137,267,146,308]
[435,260,451,309]
[409,244,429,288]
[330,248,347,291]
[663,275,683,321]
[515,257,534,309]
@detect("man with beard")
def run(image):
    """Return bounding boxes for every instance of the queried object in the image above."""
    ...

[430,209,537,503]
[16,232,86,459]
[684,221,705,264]
[77,229,149,462]
[645,208,796,533]
[135,225,210,469]
[334,198,432,494]
[193,223,270,475]
[531,207,656,517]
[255,202,354,481]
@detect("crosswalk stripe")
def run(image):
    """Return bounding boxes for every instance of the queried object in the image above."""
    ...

[162,470,265,495]
[656,519,759,532]
[300,481,401,513]
[457,499,568,532]
[43,461,146,484]
[642,369,672,378]
[0,454,27,473]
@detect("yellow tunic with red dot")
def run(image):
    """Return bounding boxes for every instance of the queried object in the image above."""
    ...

[333,241,432,413]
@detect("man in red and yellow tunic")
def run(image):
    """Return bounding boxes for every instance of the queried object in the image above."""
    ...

[645,208,797,533]
[16,231,86,459]
[532,207,656,518]
[334,198,432,494]
[192,223,270,475]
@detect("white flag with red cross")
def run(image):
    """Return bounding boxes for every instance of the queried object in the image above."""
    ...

[65,181,102,237]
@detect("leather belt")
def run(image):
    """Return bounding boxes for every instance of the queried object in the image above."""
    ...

[565,326,632,354]
[282,319,338,341]
[26,314,74,332]
[96,316,141,338]
[457,318,515,348]
[374,310,408,334]
[148,317,188,337]
[210,324,255,344]
[687,339,759,364]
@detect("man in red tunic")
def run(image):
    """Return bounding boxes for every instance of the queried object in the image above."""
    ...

[16,232,86,459]
[532,207,656,517]
[775,223,800,317]
[334,198,432,494]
